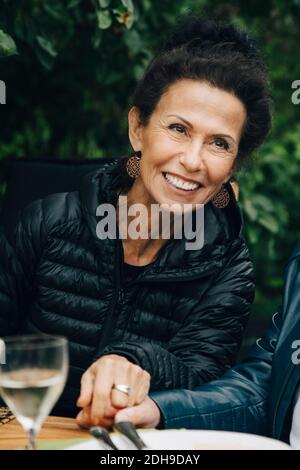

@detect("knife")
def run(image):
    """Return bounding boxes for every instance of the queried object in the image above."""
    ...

[114,421,151,450]
[90,426,119,450]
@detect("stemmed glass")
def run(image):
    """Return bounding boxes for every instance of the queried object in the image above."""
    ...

[0,335,68,450]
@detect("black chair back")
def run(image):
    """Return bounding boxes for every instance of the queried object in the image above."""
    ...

[0,158,114,227]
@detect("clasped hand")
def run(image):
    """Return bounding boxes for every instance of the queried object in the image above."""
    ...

[76,354,151,428]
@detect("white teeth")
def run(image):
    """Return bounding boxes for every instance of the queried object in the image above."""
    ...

[164,173,200,191]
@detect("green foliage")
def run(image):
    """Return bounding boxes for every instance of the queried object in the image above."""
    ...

[0,0,300,321]
[238,125,300,317]
[0,28,17,56]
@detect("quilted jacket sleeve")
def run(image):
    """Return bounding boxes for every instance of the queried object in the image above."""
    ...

[150,309,282,434]
[99,238,255,391]
[0,200,46,336]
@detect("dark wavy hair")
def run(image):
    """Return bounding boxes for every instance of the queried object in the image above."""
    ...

[120,16,272,192]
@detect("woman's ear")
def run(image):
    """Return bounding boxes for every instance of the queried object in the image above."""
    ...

[128,107,143,152]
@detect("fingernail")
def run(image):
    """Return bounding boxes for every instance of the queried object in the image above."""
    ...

[115,410,129,422]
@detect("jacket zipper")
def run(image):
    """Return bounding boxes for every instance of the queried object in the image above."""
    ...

[96,240,124,355]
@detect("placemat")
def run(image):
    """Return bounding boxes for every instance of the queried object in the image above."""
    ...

[0,406,14,425]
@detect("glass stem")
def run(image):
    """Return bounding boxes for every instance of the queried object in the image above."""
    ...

[26,428,37,450]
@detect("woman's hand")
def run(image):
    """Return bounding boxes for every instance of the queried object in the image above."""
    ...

[76,354,151,427]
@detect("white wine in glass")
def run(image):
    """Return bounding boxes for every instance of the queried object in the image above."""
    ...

[0,335,68,449]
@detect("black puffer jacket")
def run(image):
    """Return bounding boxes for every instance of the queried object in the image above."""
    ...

[0,158,254,416]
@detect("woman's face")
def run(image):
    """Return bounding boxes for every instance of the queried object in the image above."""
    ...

[128,79,247,211]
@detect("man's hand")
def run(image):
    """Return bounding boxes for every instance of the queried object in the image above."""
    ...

[76,354,151,427]
[115,396,162,429]
[76,403,117,429]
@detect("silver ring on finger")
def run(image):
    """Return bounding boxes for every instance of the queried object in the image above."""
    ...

[113,384,131,396]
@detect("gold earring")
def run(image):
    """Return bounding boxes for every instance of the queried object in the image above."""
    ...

[126,151,141,178]
[212,186,230,209]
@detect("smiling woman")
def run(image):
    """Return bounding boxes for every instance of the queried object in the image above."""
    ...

[126,80,246,212]
[0,16,272,429]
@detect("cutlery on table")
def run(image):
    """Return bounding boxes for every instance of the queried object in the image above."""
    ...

[90,426,119,450]
[114,421,151,450]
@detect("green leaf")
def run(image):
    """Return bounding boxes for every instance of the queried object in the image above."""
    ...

[257,214,279,234]
[121,0,134,11]
[67,0,81,7]
[43,3,64,20]
[97,10,112,29]
[0,30,17,57]
[133,64,145,80]
[247,228,258,245]
[36,36,57,57]
[243,200,258,222]
[252,194,275,213]
[98,0,111,7]
[124,29,143,54]
[35,47,55,70]
[92,30,102,48]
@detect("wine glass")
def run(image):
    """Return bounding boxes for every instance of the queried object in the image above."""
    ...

[0,334,68,450]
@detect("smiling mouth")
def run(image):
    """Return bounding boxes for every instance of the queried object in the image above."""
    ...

[162,172,203,192]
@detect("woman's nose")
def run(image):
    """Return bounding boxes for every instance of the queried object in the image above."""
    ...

[179,141,207,173]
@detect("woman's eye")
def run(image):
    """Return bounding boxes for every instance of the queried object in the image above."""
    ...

[169,124,187,135]
[213,138,230,150]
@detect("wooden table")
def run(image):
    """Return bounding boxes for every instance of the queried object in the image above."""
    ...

[0,415,89,450]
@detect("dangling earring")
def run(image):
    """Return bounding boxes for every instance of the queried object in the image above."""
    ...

[212,185,230,209]
[126,150,142,179]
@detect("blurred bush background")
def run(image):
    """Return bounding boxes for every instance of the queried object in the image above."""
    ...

[0,0,300,354]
